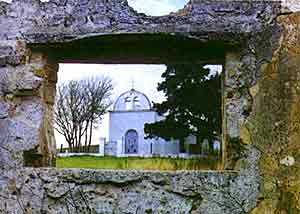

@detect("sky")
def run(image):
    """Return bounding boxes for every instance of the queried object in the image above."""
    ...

[58,64,167,104]
[127,0,189,16]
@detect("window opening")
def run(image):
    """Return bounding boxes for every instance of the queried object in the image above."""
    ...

[55,63,223,170]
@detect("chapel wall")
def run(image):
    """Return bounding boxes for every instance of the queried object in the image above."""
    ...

[109,111,157,155]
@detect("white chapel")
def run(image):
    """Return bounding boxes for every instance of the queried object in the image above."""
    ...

[106,88,180,157]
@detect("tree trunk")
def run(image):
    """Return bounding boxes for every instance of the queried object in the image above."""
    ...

[82,124,89,152]
[78,125,82,152]
[179,138,185,153]
[88,119,93,152]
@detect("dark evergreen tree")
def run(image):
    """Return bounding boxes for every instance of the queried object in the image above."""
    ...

[144,64,221,152]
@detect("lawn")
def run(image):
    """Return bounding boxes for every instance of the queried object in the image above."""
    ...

[56,156,221,170]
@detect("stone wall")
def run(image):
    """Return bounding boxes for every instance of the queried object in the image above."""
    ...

[249,12,300,213]
[0,168,261,214]
[0,0,299,213]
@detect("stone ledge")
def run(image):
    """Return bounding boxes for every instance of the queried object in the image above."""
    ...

[0,167,259,214]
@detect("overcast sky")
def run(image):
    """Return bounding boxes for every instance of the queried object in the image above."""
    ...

[58,64,167,104]
[128,0,189,16]
[58,64,222,109]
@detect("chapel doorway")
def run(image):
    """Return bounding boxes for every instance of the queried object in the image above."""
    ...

[125,130,139,154]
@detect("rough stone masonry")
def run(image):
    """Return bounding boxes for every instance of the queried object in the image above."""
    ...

[0,0,299,213]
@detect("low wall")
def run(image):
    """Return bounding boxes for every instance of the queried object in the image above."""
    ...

[0,168,258,214]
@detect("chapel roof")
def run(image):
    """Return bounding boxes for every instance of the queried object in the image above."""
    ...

[113,89,151,111]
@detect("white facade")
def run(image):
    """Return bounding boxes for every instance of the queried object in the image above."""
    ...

[109,110,156,155]
[107,89,179,157]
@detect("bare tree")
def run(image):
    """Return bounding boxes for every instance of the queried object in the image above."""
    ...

[82,77,113,152]
[54,77,113,152]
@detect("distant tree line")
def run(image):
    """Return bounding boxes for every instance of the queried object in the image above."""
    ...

[54,77,113,152]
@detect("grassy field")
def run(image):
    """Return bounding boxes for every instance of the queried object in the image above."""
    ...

[56,156,221,170]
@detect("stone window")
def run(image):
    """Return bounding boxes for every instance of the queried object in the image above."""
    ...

[27,33,238,170]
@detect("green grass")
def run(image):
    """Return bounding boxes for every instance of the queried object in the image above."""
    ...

[56,156,221,170]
